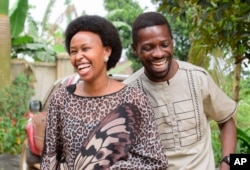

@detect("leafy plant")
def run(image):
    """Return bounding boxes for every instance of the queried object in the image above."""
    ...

[11,34,56,62]
[211,123,221,166]
[9,0,57,62]
[104,0,143,72]
[211,126,250,167]
[0,73,35,154]
[236,127,250,154]
[211,78,250,167]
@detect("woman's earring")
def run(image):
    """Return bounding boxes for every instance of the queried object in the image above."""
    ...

[104,56,109,62]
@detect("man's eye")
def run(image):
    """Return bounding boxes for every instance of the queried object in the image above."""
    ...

[162,41,172,48]
[142,46,152,52]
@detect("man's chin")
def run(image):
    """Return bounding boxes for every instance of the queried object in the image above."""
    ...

[151,67,168,75]
[145,70,168,81]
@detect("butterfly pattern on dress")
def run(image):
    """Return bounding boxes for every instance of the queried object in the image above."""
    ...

[73,103,142,170]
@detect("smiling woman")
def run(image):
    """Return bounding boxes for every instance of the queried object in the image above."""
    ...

[40,14,167,170]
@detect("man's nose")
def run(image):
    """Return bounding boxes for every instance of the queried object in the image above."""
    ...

[152,47,164,58]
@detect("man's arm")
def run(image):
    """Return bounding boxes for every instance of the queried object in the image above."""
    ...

[218,117,237,170]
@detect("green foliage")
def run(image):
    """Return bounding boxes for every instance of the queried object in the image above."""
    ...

[211,125,250,167]
[0,0,9,14]
[237,78,250,128]
[53,32,66,53]
[206,50,235,90]
[9,0,57,62]
[211,77,250,167]
[9,0,28,37]
[235,77,250,155]
[236,127,250,154]
[126,46,143,72]
[11,35,56,62]
[104,0,144,72]
[104,0,143,25]
[210,123,221,166]
[0,73,35,154]
[154,0,250,62]
[112,20,132,48]
[164,14,191,61]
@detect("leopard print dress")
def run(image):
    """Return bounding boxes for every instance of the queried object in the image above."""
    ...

[41,84,167,170]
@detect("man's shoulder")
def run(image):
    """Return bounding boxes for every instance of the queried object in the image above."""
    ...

[178,60,208,75]
[123,67,144,85]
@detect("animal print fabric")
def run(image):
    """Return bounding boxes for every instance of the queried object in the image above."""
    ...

[41,85,167,170]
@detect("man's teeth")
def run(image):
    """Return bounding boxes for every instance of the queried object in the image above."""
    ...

[152,60,166,65]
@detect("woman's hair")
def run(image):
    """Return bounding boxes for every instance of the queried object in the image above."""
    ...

[65,15,122,70]
[132,12,173,44]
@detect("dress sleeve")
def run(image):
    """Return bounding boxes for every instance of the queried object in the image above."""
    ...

[110,87,168,169]
[40,88,64,170]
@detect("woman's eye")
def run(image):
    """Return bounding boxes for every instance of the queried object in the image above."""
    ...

[70,51,77,55]
[82,47,90,51]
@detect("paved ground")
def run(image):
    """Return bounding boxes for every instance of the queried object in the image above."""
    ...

[0,154,20,170]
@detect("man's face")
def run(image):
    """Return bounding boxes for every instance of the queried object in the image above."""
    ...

[133,25,173,82]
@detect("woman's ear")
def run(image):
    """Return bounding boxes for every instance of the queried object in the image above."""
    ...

[104,46,112,57]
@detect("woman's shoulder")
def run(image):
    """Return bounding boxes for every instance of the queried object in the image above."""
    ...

[124,84,144,92]
[66,84,77,94]
[52,84,75,98]
[120,85,146,99]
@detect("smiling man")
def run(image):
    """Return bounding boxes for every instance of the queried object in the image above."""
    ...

[124,12,237,170]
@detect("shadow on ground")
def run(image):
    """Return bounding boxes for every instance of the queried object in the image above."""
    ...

[0,154,20,170]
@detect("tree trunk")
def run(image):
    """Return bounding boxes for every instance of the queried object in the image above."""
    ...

[0,0,11,89]
[233,55,242,103]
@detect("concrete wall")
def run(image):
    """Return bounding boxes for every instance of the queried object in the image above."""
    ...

[11,53,132,102]
[11,53,75,101]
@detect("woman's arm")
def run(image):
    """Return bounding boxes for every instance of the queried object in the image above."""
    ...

[40,89,64,170]
[111,88,168,169]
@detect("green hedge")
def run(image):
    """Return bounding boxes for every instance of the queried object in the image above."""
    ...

[0,73,34,154]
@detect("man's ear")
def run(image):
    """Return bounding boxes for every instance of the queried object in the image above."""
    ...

[131,43,137,56]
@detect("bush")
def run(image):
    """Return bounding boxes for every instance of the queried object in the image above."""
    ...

[212,78,250,167]
[236,78,250,154]
[0,73,35,154]
[236,127,250,154]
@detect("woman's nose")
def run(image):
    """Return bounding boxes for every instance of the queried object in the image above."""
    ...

[75,51,84,60]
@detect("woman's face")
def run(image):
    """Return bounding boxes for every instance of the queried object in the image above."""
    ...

[69,31,111,82]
